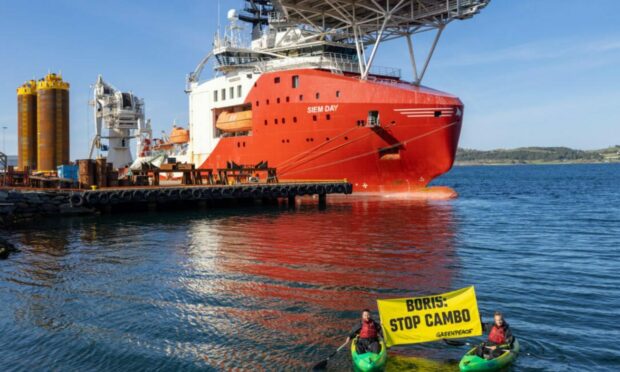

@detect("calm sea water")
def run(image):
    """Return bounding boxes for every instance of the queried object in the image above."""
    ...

[1,164,619,371]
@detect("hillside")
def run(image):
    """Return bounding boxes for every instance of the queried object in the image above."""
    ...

[455,146,620,165]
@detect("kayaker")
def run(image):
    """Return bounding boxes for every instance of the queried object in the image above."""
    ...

[346,309,383,354]
[476,311,514,358]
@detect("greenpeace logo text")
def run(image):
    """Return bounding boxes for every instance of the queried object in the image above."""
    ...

[436,328,474,338]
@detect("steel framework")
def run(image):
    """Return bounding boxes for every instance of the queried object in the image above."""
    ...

[272,0,490,82]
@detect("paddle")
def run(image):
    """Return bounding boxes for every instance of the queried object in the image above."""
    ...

[312,340,349,370]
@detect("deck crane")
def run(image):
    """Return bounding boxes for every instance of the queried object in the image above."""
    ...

[89,75,151,168]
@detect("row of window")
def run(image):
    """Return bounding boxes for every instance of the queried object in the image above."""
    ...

[214,85,243,102]
[271,75,299,88]
[262,114,334,126]
[255,91,341,107]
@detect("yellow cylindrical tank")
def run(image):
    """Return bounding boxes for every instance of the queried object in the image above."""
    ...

[17,80,37,170]
[36,73,70,171]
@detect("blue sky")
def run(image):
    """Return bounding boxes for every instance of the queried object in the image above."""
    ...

[0,0,618,158]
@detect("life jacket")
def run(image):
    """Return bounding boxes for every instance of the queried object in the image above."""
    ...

[360,320,378,339]
[488,324,506,344]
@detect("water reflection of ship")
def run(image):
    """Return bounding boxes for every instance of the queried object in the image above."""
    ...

[213,197,456,301]
[185,196,457,368]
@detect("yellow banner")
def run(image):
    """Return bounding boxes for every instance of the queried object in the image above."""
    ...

[377,286,482,347]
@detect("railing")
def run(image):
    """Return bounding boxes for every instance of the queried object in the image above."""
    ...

[216,52,401,79]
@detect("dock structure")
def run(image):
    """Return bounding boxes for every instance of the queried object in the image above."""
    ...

[0,180,352,225]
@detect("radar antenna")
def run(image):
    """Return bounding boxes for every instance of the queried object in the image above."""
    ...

[238,0,273,40]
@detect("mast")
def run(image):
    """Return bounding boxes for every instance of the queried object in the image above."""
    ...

[238,0,273,40]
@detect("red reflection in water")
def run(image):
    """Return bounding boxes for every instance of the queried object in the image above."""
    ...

[205,196,458,353]
[219,196,456,294]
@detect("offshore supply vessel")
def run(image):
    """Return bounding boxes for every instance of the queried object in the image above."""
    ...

[186,0,490,193]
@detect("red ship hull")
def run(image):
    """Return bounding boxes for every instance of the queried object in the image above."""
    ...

[199,69,462,192]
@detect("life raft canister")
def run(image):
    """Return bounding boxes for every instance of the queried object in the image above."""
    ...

[360,320,378,339]
[488,325,506,344]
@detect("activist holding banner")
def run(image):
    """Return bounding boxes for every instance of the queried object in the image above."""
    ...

[377,286,482,347]
[475,311,514,358]
[346,309,384,354]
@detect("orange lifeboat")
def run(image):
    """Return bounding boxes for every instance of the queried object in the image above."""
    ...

[216,110,253,133]
[170,127,190,144]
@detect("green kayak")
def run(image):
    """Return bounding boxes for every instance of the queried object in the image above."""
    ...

[459,339,520,372]
[351,337,388,372]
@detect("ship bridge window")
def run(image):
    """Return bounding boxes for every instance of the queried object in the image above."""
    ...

[229,87,234,99]
[368,111,380,126]
[214,90,218,102]
[221,88,226,100]
[237,85,242,97]
[292,75,299,88]
[122,93,132,108]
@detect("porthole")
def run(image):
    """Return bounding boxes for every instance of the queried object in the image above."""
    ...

[277,97,281,104]
[282,118,286,124]
[326,114,331,121]
[312,115,317,121]
[315,92,320,99]
[264,119,268,126]
[293,117,298,123]
[299,94,304,101]
[336,90,341,98]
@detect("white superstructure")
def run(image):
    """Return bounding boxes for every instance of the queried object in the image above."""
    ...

[185,0,490,166]
[89,75,150,168]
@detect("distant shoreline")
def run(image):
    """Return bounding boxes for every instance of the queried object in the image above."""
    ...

[454,160,619,166]
[455,146,619,166]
